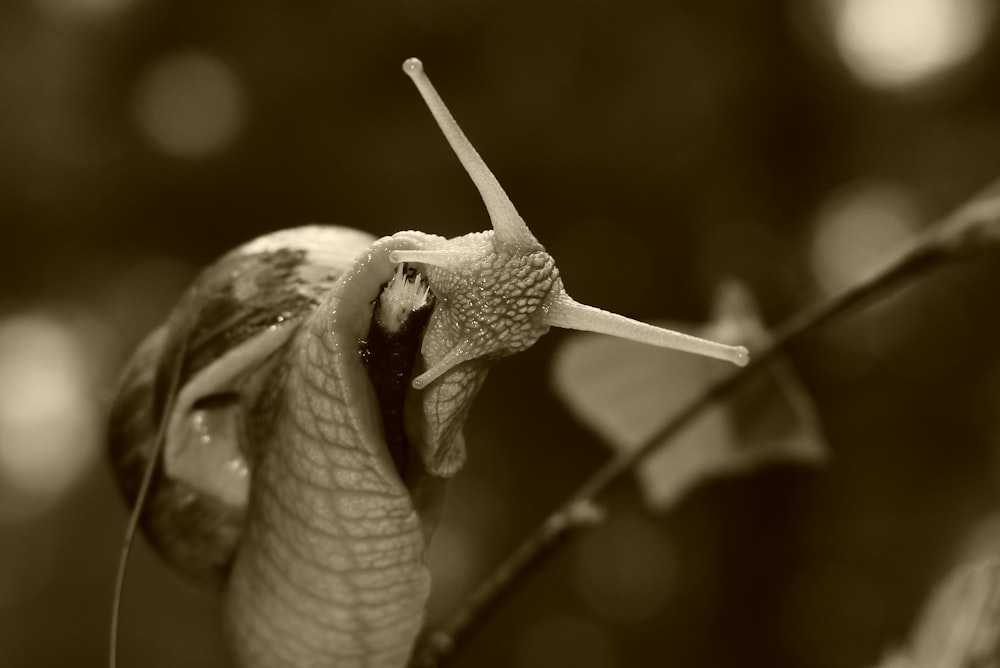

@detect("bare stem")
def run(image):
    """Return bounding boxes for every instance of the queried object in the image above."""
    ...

[410,177,1000,668]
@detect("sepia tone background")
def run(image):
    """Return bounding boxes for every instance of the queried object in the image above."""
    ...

[2,0,1000,666]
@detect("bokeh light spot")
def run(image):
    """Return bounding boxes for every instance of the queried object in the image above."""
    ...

[573,513,676,622]
[514,615,618,668]
[830,0,994,90]
[809,181,920,296]
[0,313,105,523]
[132,51,247,159]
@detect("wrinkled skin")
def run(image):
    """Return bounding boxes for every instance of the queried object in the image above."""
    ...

[222,236,441,667]
[222,231,562,667]
[109,227,564,668]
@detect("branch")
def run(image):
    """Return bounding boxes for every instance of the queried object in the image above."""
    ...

[410,177,1000,668]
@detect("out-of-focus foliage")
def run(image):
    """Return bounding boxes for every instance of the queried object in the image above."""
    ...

[874,558,1000,668]
[3,0,1000,667]
[552,280,827,510]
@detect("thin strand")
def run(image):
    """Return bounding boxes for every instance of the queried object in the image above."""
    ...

[402,58,539,251]
[109,337,188,668]
[546,293,749,366]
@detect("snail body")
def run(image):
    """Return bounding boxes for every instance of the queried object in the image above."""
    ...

[109,59,749,667]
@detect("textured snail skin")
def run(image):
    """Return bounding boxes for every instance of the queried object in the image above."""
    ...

[220,236,451,667]
[109,228,490,667]
[110,220,564,665]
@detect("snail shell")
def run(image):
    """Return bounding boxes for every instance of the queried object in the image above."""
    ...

[108,226,381,587]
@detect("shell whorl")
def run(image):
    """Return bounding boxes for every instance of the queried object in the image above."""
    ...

[107,226,381,587]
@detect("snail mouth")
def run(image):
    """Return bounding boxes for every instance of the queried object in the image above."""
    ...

[360,264,435,485]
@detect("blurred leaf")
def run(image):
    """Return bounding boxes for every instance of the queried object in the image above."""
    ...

[551,280,827,511]
[874,558,1000,668]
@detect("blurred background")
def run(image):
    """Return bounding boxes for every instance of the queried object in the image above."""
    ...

[3,0,1000,666]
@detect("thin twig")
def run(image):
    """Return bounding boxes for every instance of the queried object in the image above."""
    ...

[413,500,605,667]
[410,177,1000,668]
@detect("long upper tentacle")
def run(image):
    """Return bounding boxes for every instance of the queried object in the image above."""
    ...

[403,58,540,253]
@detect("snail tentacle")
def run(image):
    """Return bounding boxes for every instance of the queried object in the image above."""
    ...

[403,57,540,253]
[545,292,750,367]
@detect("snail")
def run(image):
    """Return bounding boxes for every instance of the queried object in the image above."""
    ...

[108,57,749,668]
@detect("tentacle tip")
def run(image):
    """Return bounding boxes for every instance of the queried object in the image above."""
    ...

[731,346,750,367]
[411,374,429,390]
[403,57,423,77]
[388,250,404,264]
